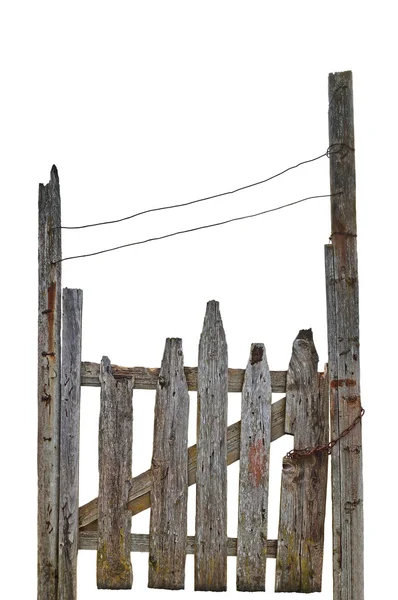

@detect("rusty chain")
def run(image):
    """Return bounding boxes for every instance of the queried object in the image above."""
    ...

[285,407,365,460]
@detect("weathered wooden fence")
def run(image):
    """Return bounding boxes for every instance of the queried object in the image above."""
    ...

[38,71,364,600]
[57,296,330,595]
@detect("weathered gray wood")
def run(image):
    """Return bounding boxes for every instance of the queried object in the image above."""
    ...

[79,532,278,558]
[148,338,190,590]
[275,330,329,592]
[79,397,286,530]
[97,357,134,589]
[237,344,272,591]
[325,244,341,596]
[58,289,83,600]
[81,361,288,392]
[327,70,364,600]
[195,300,228,591]
[37,166,62,600]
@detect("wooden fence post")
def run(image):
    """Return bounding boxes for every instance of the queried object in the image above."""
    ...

[38,166,62,600]
[326,70,364,600]
[58,289,83,600]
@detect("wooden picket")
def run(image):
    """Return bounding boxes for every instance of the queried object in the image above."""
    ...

[97,357,134,589]
[275,329,329,592]
[148,338,190,590]
[195,300,228,591]
[237,344,272,591]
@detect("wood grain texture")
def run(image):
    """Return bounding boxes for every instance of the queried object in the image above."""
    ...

[275,330,329,593]
[58,289,83,600]
[97,357,133,589]
[237,344,272,591]
[37,166,61,600]
[79,531,278,558]
[81,361,288,392]
[195,301,228,591]
[79,397,286,530]
[148,339,189,590]
[327,70,364,600]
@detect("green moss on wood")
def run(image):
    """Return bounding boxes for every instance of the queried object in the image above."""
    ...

[97,530,132,590]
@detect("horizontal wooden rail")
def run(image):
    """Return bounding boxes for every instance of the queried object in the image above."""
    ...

[79,397,287,529]
[81,362,288,392]
[79,532,278,558]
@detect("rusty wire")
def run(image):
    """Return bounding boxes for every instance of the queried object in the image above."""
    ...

[285,407,365,460]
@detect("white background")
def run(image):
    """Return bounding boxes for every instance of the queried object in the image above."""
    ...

[1,1,397,598]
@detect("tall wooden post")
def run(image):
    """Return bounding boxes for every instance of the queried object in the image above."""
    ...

[38,166,62,599]
[325,71,364,600]
[58,288,83,600]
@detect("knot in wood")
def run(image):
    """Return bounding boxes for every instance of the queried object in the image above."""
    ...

[250,345,264,365]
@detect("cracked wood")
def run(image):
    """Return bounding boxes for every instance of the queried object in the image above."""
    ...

[148,339,189,590]
[275,329,329,593]
[58,289,83,600]
[81,361,288,392]
[237,344,272,591]
[37,166,61,600]
[326,70,364,600]
[195,301,228,591]
[97,357,133,589]
[79,531,278,558]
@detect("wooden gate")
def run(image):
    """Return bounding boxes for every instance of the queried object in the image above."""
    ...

[38,71,364,599]
[57,295,329,595]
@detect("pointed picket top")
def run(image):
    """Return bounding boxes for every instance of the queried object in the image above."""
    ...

[200,299,226,345]
[285,328,319,440]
